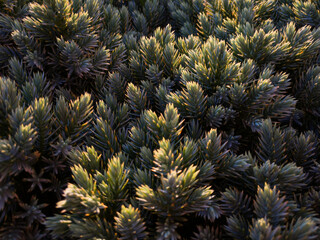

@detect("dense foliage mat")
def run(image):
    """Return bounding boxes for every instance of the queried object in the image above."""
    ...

[1,0,320,239]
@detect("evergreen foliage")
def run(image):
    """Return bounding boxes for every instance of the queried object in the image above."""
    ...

[0,0,320,239]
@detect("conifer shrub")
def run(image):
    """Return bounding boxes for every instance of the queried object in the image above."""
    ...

[0,0,320,239]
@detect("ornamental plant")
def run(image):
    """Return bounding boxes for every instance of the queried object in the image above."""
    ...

[0,0,320,239]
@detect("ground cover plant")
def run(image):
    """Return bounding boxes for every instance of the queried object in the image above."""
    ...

[0,0,320,239]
